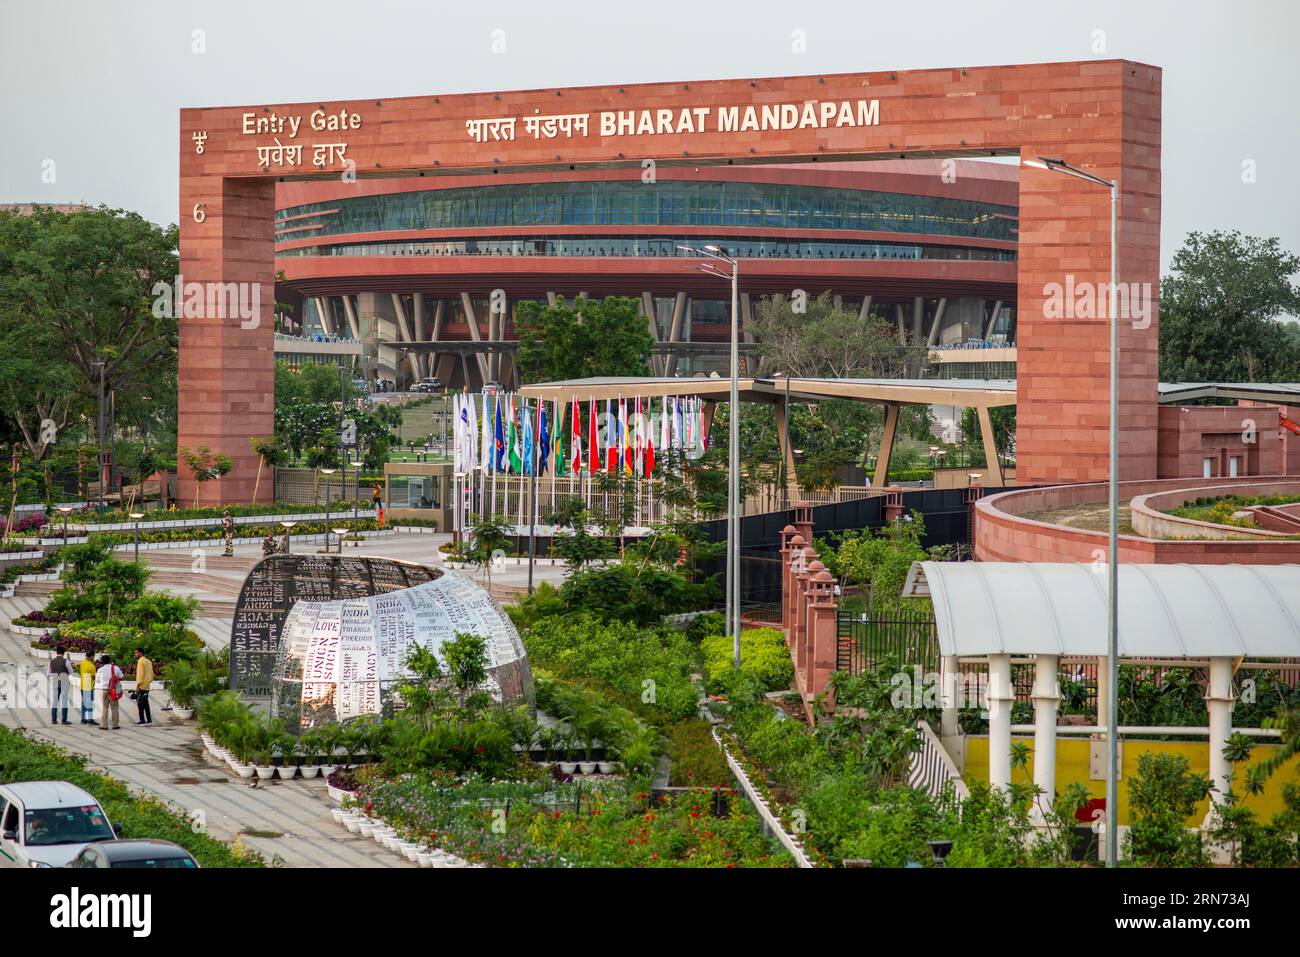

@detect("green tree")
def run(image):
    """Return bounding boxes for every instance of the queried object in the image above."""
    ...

[0,206,178,463]
[749,292,930,378]
[515,296,653,384]
[1159,231,1300,383]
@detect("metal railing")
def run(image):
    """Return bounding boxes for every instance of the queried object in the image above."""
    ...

[835,606,939,676]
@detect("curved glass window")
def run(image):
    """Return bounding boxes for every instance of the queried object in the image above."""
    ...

[277,235,1015,262]
[276,180,1016,241]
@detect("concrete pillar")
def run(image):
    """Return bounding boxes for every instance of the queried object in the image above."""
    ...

[987,653,1014,794]
[912,296,925,341]
[984,299,1003,340]
[459,292,490,383]
[341,294,361,340]
[1030,654,1060,824]
[665,292,688,375]
[858,296,873,324]
[1206,656,1236,818]
[808,570,838,701]
[927,297,948,347]
[977,405,1005,486]
[940,655,960,737]
[796,551,818,673]
[785,533,806,646]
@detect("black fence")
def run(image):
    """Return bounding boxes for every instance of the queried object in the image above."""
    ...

[697,486,1036,614]
[835,606,939,676]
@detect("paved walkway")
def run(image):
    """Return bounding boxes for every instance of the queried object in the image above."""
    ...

[0,598,410,868]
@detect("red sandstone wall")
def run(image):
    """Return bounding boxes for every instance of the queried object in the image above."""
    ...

[974,477,1300,565]
[178,60,1163,504]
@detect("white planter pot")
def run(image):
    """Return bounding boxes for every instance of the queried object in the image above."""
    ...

[255,766,276,781]
[597,762,617,774]
[235,764,256,779]
[277,765,297,780]
[357,821,378,838]
[320,764,337,777]
[558,761,578,774]
[344,816,364,834]
[330,807,346,824]
[173,708,194,720]
[400,843,421,862]
[578,761,598,775]
[382,833,402,852]
[300,765,320,779]
[416,851,434,868]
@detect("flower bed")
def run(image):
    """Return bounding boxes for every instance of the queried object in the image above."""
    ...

[350,773,790,868]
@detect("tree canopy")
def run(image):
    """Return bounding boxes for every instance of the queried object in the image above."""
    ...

[514,296,653,384]
[1159,231,1300,383]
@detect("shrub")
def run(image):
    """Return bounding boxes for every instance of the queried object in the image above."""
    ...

[684,611,725,645]
[666,719,732,787]
[1125,752,1212,867]
[524,614,701,721]
[560,562,695,626]
[701,627,793,694]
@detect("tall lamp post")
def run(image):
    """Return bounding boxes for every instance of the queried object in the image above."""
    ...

[280,520,297,554]
[678,244,741,668]
[1024,155,1119,867]
[56,505,74,543]
[319,468,337,547]
[129,512,144,563]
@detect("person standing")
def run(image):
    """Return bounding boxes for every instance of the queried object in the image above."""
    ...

[95,655,124,731]
[133,649,154,725]
[78,654,96,724]
[47,646,72,726]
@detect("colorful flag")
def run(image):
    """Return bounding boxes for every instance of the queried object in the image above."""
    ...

[554,399,567,477]
[522,400,534,476]
[507,395,521,474]
[622,397,633,474]
[494,396,505,472]
[571,397,583,474]
[605,398,617,472]
[588,398,599,472]
[479,391,490,472]
[645,397,657,475]
[538,400,551,476]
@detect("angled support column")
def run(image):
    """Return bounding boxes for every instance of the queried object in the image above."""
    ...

[927,297,948,347]
[546,291,558,308]
[460,292,491,383]
[642,291,662,376]
[858,296,873,324]
[894,303,906,344]
[976,406,1005,486]
[390,293,420,383]
[871,402,901,490]
[340,294,361,340]
[984,299,1003,341]
[912,296,925,341]
[774,399,799,501]
[665,291,688,376]
[314,296,335,337]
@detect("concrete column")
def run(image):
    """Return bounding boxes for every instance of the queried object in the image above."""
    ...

[796,550,818,673]
[1030,654,1060,824]
[940,654,960,737]
[984,299,1003,340]
[641,292,661,375]
[894,303,906,344]
[546,291,558,307]
[987,653,1014,794]
[784,533,806,645]
[412,292,426,342]
[1206,656,1236,817]
[858,296,873,324]
[459,292,490,383]
[341,294,361,340]
[927,297,948,347]
[912,296,924,341]
[313,296,334,337]
[665,292,688,375]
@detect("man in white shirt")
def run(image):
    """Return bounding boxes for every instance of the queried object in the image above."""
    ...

[93,655,124,730]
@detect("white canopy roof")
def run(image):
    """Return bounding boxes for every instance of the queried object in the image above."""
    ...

[914,562,1300,659]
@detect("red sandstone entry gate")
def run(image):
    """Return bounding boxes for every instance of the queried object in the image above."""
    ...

[179,60,1161,504]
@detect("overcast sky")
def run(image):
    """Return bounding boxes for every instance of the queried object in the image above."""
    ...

[1,0,1296,275]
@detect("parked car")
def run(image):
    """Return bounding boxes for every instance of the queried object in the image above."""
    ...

[0,782,116,868]
[66,839,199,869]
[410,377,443,394]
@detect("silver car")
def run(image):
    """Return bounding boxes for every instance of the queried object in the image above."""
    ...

[0,781,116,869]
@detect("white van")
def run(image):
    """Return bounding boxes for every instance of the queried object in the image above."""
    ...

[0,781,116,868]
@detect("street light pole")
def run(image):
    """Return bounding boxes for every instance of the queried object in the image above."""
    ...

[1025,155,1120,867]
[678,244,742,669]
[129,512,144,562]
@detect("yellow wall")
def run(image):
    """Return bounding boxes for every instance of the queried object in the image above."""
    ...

[965,735,1300,825]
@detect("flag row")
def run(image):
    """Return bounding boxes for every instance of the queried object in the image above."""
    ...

[453,393,709,477]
